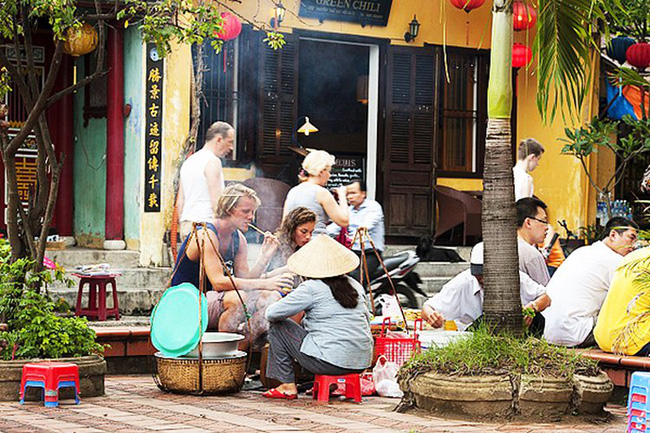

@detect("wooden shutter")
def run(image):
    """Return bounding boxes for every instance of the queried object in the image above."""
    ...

[382,45,437,237]
[256,33,298,178]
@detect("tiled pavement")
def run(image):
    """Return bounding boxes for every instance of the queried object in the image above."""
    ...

[0,375,627,433]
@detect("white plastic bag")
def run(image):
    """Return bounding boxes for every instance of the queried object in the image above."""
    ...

[372,355,403,398]
[377,294,401,320]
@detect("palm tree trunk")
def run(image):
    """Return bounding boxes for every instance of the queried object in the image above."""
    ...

[482,0,522,335]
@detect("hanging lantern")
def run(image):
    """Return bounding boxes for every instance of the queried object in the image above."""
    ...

[626,42,650,71]
[449,0,486,13]
[62,23,98,57]
[216,12,242,41]
[607,36,636,65]
[512,43,532,68]
[512,1,537,31]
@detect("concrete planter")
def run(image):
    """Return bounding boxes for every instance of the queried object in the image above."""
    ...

[573,372,614,414]
[0,355,106,401]
[402,372,514,418]
[518,374,573,418]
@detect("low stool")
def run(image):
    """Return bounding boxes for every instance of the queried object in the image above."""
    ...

[313,373,361,403]
[73,273,120,321]
[20,362,80,407]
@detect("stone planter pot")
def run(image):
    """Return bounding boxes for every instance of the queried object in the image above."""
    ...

[518,374,573,418]
[573,372,613,414]
[0,355,106,401]
[401,372,513,418]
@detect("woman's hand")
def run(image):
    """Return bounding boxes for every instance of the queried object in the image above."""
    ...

[336,186,348,204]
[422,304,445,328]
[260,231,280,259]
[263,273,295,291]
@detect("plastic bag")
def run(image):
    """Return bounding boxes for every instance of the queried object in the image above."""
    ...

[361,372,376,396]
[376,294,401,319]
[372,355,403,397]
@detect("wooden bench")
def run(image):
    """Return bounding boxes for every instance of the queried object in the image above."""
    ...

[578,348,650,387]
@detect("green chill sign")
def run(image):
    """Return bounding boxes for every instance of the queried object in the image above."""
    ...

[299,0,393,26]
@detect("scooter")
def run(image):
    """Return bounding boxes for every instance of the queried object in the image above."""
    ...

[361,250,426,313]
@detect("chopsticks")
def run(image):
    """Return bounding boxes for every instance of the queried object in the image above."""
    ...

[248,223,278,240]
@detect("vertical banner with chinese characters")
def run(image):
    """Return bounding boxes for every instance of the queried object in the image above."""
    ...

[144,43,164,212]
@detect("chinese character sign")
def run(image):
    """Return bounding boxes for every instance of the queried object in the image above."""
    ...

[144,44,164,212]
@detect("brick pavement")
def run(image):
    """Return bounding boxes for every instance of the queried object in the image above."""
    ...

[0,375,628,433]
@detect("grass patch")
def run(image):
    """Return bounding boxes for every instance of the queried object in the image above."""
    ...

[401,326,599,379]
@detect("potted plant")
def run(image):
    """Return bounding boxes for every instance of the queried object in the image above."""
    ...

[0,240,105,402]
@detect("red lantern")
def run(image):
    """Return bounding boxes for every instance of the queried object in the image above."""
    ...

[449,0,486,12]
[513,1,537,31]
[626,42,650,71]
[512,43,532,68]
[216,12,242,41]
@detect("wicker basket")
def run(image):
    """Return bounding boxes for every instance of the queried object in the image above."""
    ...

[154,352,247,395]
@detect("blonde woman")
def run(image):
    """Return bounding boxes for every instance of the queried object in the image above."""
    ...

[283,150,349,236]
[171,183,294,350]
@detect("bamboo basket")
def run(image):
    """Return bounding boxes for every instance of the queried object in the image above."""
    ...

[154,352,247,394]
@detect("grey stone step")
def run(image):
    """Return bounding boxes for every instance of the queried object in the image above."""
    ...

[421,276,451,296]
[415,262,469,278]
[383,245,472,261]
[48,286,166,316]
[47,248,142,269]
[53,267,172,289]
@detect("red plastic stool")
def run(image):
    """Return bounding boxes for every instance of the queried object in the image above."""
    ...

[73,273,120,321]
[20,362,80,407]
[313,373,362,403]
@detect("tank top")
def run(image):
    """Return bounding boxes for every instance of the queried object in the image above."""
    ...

[284,182,329,235]
[179,148,223,223]
[171,223,240,291]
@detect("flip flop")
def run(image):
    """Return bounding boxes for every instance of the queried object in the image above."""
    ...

[262,388,298,400]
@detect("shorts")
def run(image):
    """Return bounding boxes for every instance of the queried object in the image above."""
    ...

[206,291,226,330]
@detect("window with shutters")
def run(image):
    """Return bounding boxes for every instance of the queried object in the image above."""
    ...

[438,49,488,176]
[193,39,239,159]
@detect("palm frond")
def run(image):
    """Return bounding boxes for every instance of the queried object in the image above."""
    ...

[535,0,605,122]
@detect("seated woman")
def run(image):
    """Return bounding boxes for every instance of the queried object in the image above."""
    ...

[171,183,294,350]
[266,206,317,277]
[283,150,349,236]
[262,235,373,399]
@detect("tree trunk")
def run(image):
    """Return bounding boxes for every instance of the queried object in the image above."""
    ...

[482,1,522,335]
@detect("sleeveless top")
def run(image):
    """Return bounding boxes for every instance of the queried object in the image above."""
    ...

[179,148,223,223]
[283,182,329,235]
[170,222,240,292]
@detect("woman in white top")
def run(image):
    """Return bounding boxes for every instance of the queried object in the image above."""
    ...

[283,150,349,236]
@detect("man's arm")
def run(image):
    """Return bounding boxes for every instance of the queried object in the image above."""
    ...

[204,158,224,214]
[176,180,185,219]
[360,200,384,231]
[422,276,465,328]
[265,284,315,322]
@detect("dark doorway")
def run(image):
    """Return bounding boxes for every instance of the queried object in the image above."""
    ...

[297,39,369,155]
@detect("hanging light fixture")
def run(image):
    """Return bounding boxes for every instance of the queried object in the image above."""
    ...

[62,22,98,57]
[404,15,420,43]
[512,43,533,68]
[607,36,636,65]
[512,0,537,32]
[216,12,242,41]
[626,42,650,71]
[270,2,286,29]
[297,117,318,136]
[449,0,487,13]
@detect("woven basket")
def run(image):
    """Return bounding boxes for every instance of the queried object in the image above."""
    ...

[154,353,247,394]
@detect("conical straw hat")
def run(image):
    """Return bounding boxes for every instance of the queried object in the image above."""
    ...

[287,234,360,278]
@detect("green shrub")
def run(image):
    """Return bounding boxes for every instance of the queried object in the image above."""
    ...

[400,326,598,380]
[0,240,103,360]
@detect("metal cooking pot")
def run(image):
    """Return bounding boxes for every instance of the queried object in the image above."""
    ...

[185,332,245,358]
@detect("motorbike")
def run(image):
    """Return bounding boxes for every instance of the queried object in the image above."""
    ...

[361,249,426,314]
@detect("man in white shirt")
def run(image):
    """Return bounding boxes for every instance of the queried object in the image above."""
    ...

[516,197,551,285]
[422,242,548,331]
[542,217,638,348]
[513,138,544,201]
[177,122,235,240]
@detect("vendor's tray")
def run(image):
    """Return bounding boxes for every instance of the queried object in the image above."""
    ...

[418,330,471,349]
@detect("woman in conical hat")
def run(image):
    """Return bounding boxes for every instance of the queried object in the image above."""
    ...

[262,235,373,400]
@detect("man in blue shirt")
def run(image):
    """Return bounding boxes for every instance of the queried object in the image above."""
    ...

[344,179,385,282]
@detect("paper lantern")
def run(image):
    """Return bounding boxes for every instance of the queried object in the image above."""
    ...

[216,12,242,41]
[626,42,650,71]
[449,0,486,13]
[607,36,636,65]
[513,1,537,31]
[63,23,98,57]
[512,43,532,68]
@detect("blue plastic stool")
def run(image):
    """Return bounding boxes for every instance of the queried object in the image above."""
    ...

[20,379,80,407]
[628,372,650,433]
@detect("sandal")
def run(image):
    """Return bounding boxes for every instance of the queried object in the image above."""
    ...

[262,388,298,400]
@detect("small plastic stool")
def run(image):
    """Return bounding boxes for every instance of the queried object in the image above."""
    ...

[73,273,120,321]
[20,362,80,407]
[313,373,362,403]
[628,372,650,432]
